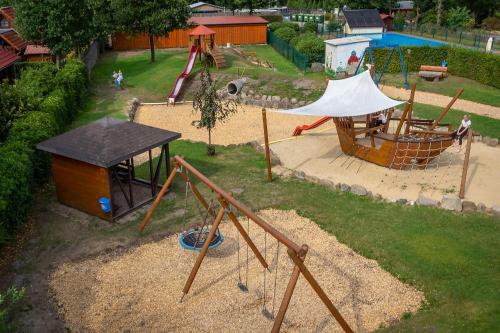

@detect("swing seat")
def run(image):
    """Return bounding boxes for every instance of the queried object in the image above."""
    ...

[179,227,224,251]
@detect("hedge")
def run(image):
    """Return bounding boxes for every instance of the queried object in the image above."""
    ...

[0,59,88,245]
[369,45,500,88]
[260,15,282,23]
[274,26,298,43]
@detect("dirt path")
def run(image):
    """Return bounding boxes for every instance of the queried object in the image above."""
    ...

[380,85,500,119]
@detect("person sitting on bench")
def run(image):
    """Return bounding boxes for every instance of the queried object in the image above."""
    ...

[451,114,471,152]
[374,112,387,127]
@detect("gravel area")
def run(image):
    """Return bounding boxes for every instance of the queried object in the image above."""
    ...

[50,209,424,333]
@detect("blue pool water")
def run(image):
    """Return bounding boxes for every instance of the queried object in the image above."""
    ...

[367,32,446,47]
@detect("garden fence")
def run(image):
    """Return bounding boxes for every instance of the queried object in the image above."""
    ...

[402,23,498,53]
[267,30,310,71]
[81,41,100,78]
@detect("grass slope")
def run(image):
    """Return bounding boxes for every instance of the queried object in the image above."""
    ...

[413,103,500,140]
[131,141,499,332]
[381,73,500,107]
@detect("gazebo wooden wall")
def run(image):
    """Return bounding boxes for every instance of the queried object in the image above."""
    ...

[112,21,267,50]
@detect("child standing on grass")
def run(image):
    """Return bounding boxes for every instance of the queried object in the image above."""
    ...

[112,71,118,87]
[451,114,471,152]
[117,70,124,90]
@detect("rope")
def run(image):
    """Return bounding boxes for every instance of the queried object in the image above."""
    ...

[271,241,280,319]
[237,226,241,283]
[245,216,250,290]
[193,199,215,248]
[262,231,267,311]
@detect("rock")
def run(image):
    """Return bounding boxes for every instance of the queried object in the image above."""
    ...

[291,98,298,104]
[492,206,500,216]
[249,89,255,95]
[272,95,281,102]
[172,208,186,217]
[416,195,438,207]
[281,97,289,106]
[292,79,316,90]
[262,95,267,101]
[461,201,477,213]
[294,170,305,179]
[272,166,292,178]
[477,202,487,212]
[319,179,335,188]
[298,101,306,106]
[269,149,281,165]
[340,183,350,192]
[254,95,261,100]
[127,97,141,121]
[310,62,325,72]
[487,138,499,147]
[440,195,462,212]
[375,194,383,201]
[396,198,408,205]
[305,174,320,184]
[350,184,368,196]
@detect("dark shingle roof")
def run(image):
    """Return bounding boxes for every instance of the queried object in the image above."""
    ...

[37,117,181,168]
[0,29,27,51]
[344,9,384,29]
[0,48,20,69]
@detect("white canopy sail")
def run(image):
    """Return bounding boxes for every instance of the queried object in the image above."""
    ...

[276,71,405,117]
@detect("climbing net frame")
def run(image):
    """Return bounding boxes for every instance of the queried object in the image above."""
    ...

[138,155,353,333]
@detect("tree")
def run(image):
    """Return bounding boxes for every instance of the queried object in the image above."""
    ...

[446,6,475,29]
[13,0,103,62]
[192,65,239,156]
[111,0,190,62]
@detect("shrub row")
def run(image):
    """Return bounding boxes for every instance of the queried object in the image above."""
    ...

[0,60,88,243]
[369,46,500,88]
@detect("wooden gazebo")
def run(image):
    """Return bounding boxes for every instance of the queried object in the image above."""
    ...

[37,117,181,221]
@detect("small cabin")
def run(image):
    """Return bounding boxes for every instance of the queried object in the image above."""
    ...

[37,118,181,221]
[0,47,20,81]
[24,44,53,62]
[324,36,371,74]
[343,9,385,38]
[0,6,15,29]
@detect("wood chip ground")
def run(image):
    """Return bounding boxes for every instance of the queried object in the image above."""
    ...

[50,209,424,332]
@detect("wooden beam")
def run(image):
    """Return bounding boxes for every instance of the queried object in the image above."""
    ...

[181,205,226,297]
[393,83,416,140]
[138,164,179,232]
[218,197,269,270]
[459,129,473,199]
[262,108,272,182]
[271,247,307,333]
[289,246,354,333]
[429,88,464,130]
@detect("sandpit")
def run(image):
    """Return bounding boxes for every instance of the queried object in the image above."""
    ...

[134,103,326,145]
[50,209,424,332]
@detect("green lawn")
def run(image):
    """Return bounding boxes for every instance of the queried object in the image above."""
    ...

[413,103,500,139]
[381,72,500,107]
[129,140,500,333]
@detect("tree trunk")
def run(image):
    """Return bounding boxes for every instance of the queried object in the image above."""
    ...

[149,33,156,62]
[436,0,443,26]
[56,54,61,69]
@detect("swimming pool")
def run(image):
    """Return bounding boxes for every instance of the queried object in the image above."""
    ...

[367,32,446,48]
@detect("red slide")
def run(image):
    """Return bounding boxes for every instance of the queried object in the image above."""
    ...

[292,117,332,136]
[168,45,201,103]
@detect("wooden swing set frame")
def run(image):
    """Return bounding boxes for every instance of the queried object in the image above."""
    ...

[139,155,353,333]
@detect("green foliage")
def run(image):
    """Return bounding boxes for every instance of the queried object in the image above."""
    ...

[327,17,342,32]
[394,12,405,31]
[0,286,26,332]
[274,26,299,43]
[0,60,87,245]
[295,32,325,63]
[369,46,500,88]
[0,83,22,142]
[447,47,500,88]
[192,65,239,155]
[260,15,283,23]
[268,21,300,32]
[111,0,191,61]
[446,6,475,29]
[303,21,318,33]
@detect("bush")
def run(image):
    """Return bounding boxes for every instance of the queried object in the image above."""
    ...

[269,21,299,32]
[0,141,33,241]
[7,112,58,180]
[41,89,71,131]
[303,21,318,33]
[0,83,22,142]
[261,15,282,23]
[295,33,325,63]
[0,286,26,332]
[274,26,299,43]
[369,46,500,88]
[14,64,58,106]
[394,12,405,31]
[55,59,88,111]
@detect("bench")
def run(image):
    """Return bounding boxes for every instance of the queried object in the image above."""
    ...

[418,65,448,82]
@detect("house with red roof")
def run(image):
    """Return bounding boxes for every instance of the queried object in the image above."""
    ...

[0,47,20,80]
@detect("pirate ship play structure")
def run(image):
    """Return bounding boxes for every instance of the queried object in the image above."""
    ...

[282,70,464,170]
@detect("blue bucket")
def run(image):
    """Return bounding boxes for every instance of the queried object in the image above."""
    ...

[99,197,111,213]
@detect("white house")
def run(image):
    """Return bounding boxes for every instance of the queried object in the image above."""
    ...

[343,9,385,38]
[324,36,371,74]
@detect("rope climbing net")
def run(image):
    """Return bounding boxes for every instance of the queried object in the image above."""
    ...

[138,156,354,333]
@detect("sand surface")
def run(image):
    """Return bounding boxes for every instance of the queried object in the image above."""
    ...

[50,209,424,332]
[270,129,500,207]
[380,85,500,119]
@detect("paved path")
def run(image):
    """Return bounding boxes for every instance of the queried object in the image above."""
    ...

[380,85,500,120]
